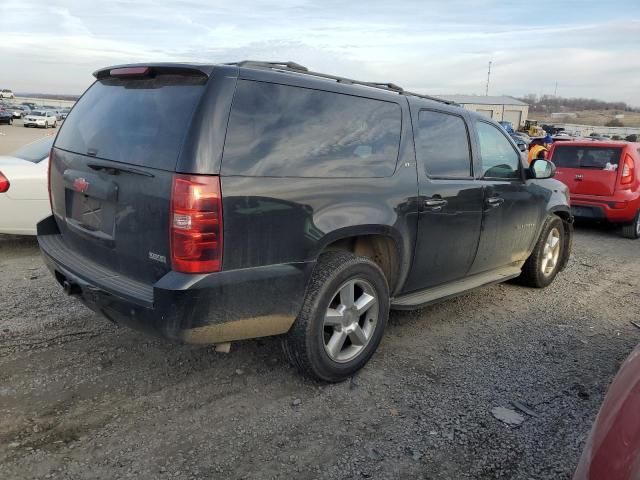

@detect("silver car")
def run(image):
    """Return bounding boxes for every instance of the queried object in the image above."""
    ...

[8,105,28,118]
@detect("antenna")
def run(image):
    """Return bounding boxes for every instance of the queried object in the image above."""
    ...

[485,61,492,96]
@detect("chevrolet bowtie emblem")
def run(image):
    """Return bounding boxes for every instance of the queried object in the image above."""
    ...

[73,177,89,193]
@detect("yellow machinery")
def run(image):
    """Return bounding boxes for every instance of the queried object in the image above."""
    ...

[521,120,544,137]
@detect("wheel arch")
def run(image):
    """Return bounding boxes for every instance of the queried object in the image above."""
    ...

[313,226,408,295]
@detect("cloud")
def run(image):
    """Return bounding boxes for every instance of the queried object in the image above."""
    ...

[0,1,638,105]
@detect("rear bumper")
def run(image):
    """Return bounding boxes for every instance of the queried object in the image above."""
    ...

[37,216,312,344]
[571,192,640,223]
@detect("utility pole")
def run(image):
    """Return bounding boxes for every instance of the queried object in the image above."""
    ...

[485,61,492,96]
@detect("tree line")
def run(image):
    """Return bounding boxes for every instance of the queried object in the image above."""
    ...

[516,94,638,113]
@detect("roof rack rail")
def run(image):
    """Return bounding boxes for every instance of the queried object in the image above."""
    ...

[226,60,457,106]
[227,60,309,72]
[370,82,404,92]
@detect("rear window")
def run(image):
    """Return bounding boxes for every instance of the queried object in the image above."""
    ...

[55,73,207,170]
[552,146,622,170]
[222,80,402,177]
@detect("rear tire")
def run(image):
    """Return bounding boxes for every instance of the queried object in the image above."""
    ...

[621,210,640,239]
[283,251,389,382]
[519,216,566,288]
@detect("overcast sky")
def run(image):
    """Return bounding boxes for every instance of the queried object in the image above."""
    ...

[1,0,638,105]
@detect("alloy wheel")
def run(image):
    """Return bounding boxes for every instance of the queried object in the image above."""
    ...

[322,279,378,363]
[540,227,561,276]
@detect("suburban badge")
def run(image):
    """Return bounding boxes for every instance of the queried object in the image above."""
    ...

[148,252,167,264]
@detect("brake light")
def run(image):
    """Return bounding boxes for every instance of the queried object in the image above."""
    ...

[0,171,9,193]
[110,67,150,77]
[621,154,635,185]
[170,174,223,273]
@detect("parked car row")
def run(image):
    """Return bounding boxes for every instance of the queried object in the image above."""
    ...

[0,106,72,128]
[0,100,73,121]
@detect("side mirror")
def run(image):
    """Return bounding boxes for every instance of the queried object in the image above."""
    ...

[530,159,556,179]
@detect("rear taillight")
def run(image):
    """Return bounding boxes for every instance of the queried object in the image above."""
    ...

[0,171,9,193]
[170,174,223,273]
[621,154,635,185]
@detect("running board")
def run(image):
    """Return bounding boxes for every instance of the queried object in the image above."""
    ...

[391,266,522,310]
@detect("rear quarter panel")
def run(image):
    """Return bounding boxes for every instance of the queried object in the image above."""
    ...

[220,87,419,295]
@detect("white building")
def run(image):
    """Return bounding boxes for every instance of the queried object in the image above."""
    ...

[436,95,529,127]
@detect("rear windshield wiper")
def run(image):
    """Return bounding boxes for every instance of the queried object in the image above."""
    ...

[88,163,155,178]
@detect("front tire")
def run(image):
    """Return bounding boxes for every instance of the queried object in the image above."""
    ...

[283,251,389,382]
[519,216,566,288]
[621,210,640,239]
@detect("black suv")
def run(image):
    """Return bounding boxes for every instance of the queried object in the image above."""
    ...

[38,61,572,381]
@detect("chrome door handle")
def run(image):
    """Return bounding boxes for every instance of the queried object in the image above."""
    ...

[424,198,448,209]
[575,174,583,181]
[486,196,504,208]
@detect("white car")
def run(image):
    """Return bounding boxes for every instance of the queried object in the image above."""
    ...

[23,110,57,128]
[8,105,28,118]
[0,136,54,235]
[0,89,14,99]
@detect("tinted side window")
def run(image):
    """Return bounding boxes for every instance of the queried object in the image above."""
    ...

[222,80,402,177]
[476,122,520,179]
[416,110,471,177]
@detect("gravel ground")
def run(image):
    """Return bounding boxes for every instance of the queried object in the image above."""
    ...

[0,225,638,480]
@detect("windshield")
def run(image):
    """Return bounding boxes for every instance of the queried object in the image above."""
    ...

[31,110,45,116]
[12,137,54,163]
[55,73,207,170]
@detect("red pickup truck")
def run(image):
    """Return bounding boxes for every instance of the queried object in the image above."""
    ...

[549,141,640,238]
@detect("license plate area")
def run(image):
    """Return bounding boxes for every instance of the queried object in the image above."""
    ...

[65,190,116,239]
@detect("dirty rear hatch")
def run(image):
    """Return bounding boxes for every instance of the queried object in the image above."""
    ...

[49,66,209,286]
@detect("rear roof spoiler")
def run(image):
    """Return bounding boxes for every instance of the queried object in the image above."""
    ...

[93,63,214,79]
